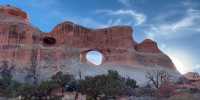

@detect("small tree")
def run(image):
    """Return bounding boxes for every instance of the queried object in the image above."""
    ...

[37,80,60,96]
[0,61,14,85]
[0,61,20,97]
[79,70,137,99]
[125,77,137,89]
[145,70,170,89]
[16,83,37,98]
[51,71,74,87]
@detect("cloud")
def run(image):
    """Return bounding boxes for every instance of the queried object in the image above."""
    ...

[96,9,146,26]
[192,64,200,73]
[161,47,194,74]
[195,64,200,69]
[173,8,200,30]
[73,18,104,28]
[96,18,133,28]
[145,8,200,39]
[194,64,200,69]
[182,0,199,8]
[118,0,132,7]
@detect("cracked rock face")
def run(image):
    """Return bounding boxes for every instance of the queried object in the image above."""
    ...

[0,5,180,84]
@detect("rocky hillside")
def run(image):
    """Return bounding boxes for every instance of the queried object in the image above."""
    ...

[0,5,180,84]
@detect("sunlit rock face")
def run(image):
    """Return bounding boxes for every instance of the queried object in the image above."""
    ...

[0,5,180,84]
[0,5,28,23]
[135,39,161,53]
[49,21,137,65]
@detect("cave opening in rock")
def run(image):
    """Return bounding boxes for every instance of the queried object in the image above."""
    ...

[43,37,56,45]
[86,50,103,65]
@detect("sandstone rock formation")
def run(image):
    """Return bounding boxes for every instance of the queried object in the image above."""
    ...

[0,5,179,84]
[135,39,161,53]
[184,72,200,81]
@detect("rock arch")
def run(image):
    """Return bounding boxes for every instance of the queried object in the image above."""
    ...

[80,49,105,65]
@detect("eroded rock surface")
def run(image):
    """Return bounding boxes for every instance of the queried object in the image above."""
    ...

[0,5,179,84]
[135,39,161,53]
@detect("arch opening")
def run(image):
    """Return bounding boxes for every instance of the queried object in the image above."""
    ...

[86,50,103,65]
[43,37,56,46]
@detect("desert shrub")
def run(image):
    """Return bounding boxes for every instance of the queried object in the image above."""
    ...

[0,79,21,97]
[125,77,138,89]
[0,61,13,88]
[65,80,80,92]
[79,70,137,99]
[16,80,63,99]
[36,80,60,96]
[16,83,37,98]
[51,71,74,87]
[0,69,138,99]
[16,72,75,99]
[0,65,21,97]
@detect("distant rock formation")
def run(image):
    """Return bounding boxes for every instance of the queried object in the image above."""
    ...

[184,72,200,81]
[176,72,200,90]
[0,5,179,84]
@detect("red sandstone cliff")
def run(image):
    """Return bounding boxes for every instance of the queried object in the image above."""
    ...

[135,39,161,53]
[0,5,178,83]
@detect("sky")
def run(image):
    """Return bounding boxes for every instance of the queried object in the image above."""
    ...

[0,0,200,74]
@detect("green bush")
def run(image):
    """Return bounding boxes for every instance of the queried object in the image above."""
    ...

[0,79,21,97]
[79,70,137,99]
[51,71,74,86]
[0,70,138,99]
[16,83,37,97]
[125,77,138,89]
[16,72,75,99]
[37,80,60,95]
[0,66,21,97]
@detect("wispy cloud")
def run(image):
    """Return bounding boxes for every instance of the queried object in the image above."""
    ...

[194,64,200,69]
[144,1,200,72]
[160,46,194,74]
[96,9,146,26]
[118,0,133,7]
[193,64,200,73]
[182,0,199,8]
[72,18,104,29]
[146,8,200,39]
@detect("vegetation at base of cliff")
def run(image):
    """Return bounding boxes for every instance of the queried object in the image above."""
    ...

[0,69,200,100]
[0,65,21,97]
[0,70,138,99]
[79,70,138,99]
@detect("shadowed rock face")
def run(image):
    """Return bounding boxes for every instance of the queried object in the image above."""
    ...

[0,5,178,83]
